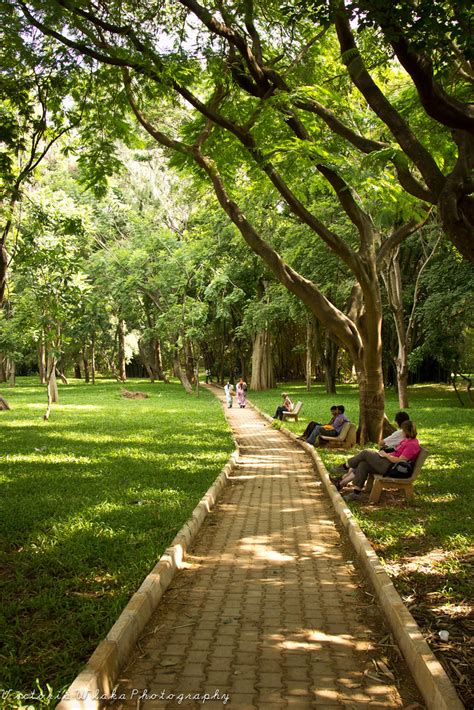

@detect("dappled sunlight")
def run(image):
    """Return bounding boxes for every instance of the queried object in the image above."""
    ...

[1,380,237,696]
[3,452,94,464]
[1,419,50,429]
[27,403,106,411]
[3,378,471,703]
[428,493,460,503]
[46,430,127,444]
[248,545,295,564]
[233,471,289,480]
[281,629,356,651]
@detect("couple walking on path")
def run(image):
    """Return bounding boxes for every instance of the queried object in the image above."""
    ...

[225,378,247,408]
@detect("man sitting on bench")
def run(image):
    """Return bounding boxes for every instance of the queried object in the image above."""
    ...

[380,411,410,452]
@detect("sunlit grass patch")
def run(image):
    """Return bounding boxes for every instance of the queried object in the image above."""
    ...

[0,377,234,702]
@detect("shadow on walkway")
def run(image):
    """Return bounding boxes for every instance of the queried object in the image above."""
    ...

[114,386,422,708]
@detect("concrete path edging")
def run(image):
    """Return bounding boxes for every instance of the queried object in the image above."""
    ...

[248,400,463,710]
[56,451,239,710]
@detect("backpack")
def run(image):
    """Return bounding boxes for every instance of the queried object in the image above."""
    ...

[385,460,413,478]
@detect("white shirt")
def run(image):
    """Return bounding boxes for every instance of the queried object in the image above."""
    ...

[383,428,405,448]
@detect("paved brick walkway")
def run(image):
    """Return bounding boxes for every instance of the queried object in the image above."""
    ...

[114,389,420,709]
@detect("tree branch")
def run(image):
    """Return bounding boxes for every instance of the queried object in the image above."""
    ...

[178,0,271,89]
[333,6,445,196]
[377,209,433,265]
[122,69,190,156]
[378,24,474,133]
[406,232,442,345]
[243,0,263,64]
[315,164,374,254]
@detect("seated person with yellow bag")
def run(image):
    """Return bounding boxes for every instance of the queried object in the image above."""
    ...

[298,405,349,446]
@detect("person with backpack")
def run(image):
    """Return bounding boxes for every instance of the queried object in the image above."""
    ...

[330,420,421,502]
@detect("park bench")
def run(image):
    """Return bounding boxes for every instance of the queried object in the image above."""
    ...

[319,421,357,449]
[366,447,429,504]
[281,400,303,422]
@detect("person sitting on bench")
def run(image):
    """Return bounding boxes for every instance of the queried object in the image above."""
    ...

[300,405,348,446]
[298,406,338,441]
[273,393,294,420]
[331,420,421,502]
[380,411,410,452]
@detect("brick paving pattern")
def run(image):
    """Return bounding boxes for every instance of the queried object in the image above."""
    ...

[113,388,420,708]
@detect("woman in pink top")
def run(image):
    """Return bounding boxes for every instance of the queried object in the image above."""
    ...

[331,421,420,502]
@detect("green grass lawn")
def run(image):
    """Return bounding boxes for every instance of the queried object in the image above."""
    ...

[0,377,234,705]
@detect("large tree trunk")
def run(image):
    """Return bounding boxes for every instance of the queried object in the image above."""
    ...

[6,358,15,386]
[154,339,168,381]
[38,339,46,385]
[356,357,385,444]
[250,330,275,390]
[324,341,338,395]
[305,316,313,391]
[82,347,90,383]
[0,354,6,383]
[184,340,195,385]
[314,319,338,394]
[91,332,96,385]
[0,245,8,309]
[138,339,155,382]
[173,347,193,394]
[117,319,127,382]
[355,285,385,443]
[44,355,59,420]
